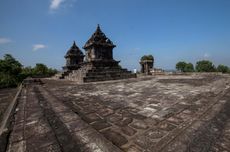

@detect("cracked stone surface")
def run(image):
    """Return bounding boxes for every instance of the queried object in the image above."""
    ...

[3,74,230,152]
[0,88,17,123]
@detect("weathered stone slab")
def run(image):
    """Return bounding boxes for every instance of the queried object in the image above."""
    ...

[130,120,149,130]
[144,129,168,140]
[58,111,80,123]
[115,117,133,127]
[107,114,122,123]
[158,121,177,131]
[121,126,137,136]
[82,113,102,123]
[101,129,128,147]
[91,120,112,130]
[134,136,156,149]
[7,140,26,152]
[97,108,114,117]
[65,119,88,133]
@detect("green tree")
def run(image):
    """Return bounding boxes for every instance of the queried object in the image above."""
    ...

[176,61,187,72]
[217,64,229,73]
[20,66,34,78]
[176,62,194,72]
[0,54,22,88]
[196,60,216,72]
[184,63,194,72]
[0,54,58,88]
[141,55,154,61]
[47,68,58,76]
[0,54,22,75]
[33,63,48,76]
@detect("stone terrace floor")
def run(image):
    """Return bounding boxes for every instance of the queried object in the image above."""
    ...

[5,74,230,152]
[0,88,17,123]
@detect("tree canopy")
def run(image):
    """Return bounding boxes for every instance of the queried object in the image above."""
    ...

[0,54,58,88]
[195,60,216,72]
[0,54,23,88]
[217,64,229,73]
[176,61,194,72]
[141,55,154,61]
[176,60,230,73]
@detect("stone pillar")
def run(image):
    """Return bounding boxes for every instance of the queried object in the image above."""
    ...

[140,60,154,75]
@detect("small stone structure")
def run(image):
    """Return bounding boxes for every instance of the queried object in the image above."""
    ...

[140,58,154,75]
[61,25,136,82]
[63,41,84,71]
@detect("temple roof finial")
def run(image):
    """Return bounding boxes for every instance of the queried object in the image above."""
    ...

[65,40,84,58]
[83,25,116,49]
[96,24,102,33]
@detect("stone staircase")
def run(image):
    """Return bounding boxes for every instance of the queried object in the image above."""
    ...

[65,66,136,83]
[53,71,72,79]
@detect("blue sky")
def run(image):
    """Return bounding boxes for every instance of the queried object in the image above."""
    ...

[0,0,230,70]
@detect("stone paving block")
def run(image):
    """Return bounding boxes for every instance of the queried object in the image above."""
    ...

[65,119,88,132]
[25,110,43,122]
[25,118,52,139]
[121,126,137,136]
[54,133,77,151]
[52,104,69,113]
[130,120,149,130]
[80,106,97,114]
[107,102,126,110]
[59,111,81,123]
[82,113,102,123]
[25,101,40,109]
[124,145,143,152]
[80,143,103,152]
[73,127,98,145]
[39,143,62,152]
[26,131,57,151]
[134,136,156,150]
[115,117,133,127]
[167,116,184,125]
[144,129,168,141]
[14,109,24,125]
[160,108,176,119]
[117,109,133,117]
[97,108,114,117]
[101,128,128,147]
[91,120,112,130]
[9,123,24,143]
[138,107,157,117]
[130,113,147,120]
[74,127,122,152]
[176,112,193,121]
[106,114,122,123]
[7,140,26,152]
[158,121,177,131]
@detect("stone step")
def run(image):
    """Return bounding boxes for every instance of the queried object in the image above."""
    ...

[86,71,132,77]
[83,74,136,82]
[87,68,128,73]
[37,86,123,152]
[85,73,135,79]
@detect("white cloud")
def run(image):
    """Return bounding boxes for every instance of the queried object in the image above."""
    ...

[33,44,46,51]
[204,53,210,58]
[0,37,12,44]
[50,0,65,10]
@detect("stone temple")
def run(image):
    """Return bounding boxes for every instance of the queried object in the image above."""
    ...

[60,25,136,82]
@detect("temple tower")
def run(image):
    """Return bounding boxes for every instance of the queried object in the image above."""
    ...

[63,41,84,71]
[83,24,115,62]
[63,25,136,82]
